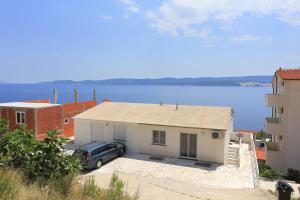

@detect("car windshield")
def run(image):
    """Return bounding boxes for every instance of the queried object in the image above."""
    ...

[73,149,88,161]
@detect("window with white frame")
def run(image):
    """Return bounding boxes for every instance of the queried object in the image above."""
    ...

[152,130,166,145]
[113,125,126,141]
[16,111,26,124]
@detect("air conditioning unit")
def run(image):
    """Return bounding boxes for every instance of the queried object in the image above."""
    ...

[212,132,220,139]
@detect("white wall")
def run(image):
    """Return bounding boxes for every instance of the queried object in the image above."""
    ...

[74,119,228,164]
[139,124,227,164]
[286,81,300,173]
[74,119,92,144]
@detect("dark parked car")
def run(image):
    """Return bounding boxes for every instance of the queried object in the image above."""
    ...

[73,141,126,169]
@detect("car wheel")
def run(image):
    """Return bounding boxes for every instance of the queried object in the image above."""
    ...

[96,160,102,169]
[119,149,124,157]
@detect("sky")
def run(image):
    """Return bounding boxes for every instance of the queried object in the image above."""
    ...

[0,0,300,83]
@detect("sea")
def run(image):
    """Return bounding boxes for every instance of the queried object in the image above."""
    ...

[0,83,272,130]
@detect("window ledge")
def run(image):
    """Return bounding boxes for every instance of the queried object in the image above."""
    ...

[152,143,166,146]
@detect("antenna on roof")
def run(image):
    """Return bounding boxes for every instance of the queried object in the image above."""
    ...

[93,89,97,102]
[53,89,58,104]
[74,89,78,103]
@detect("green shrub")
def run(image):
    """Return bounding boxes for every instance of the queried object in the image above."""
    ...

[287,168,300,183]
[83,176,100,199]
[0,125,36,168]
[23,130,81,182]
[108,173,126,200]
[0,126,81,182]
[0,119,9,136]
[259,163,282,180]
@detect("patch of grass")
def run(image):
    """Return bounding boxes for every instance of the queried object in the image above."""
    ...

[0,168,139,200]
[83,176,100,199]
[259,163,282,180]
[0,168,18,200]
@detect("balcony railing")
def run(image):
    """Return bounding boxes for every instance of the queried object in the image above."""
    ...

[266,94,285,107]
[266,117,280,123]
[265,117,284,134]
[266,142,279,151]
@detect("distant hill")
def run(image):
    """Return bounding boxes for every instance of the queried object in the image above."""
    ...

[41,76,273,87]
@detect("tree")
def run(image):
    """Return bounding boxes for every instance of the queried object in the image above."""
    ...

[255,129,267,140]
[25,130,81,181]
[0,127,81,182]
[0,119,9,136]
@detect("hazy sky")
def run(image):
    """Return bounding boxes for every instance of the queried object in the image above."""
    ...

[0,0,300,83]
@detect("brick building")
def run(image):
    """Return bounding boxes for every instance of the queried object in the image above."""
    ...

[0,99,96,139]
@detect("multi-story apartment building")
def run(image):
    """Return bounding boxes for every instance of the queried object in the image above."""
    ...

[265,68,300,175]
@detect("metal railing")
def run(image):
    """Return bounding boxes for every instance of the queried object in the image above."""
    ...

[249,134,260,188]
[266,117,280,123]
[266,142,279,151]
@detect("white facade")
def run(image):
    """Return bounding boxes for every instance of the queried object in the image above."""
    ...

[75,119,232,164]
[74,102,233,165]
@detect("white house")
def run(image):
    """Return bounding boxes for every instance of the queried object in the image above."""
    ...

[74,102,233,164]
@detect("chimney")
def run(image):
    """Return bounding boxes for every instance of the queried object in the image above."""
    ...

[53,89,58,104]
[74,89,78,103]
[176,102,179,110]
[103,98,111,102]
[93,89,97,102]
[160,102,163,106]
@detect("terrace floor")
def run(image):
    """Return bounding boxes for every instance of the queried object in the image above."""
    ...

[82,143,275,199]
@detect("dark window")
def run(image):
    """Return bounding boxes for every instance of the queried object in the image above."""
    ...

[16,111,25,124]
[91,146,105,157]
[64,118,70,124]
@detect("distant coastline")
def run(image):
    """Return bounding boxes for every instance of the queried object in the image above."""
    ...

[38,76,272,87]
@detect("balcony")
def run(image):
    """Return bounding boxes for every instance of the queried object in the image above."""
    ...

[265,117,285,134]
[266,142,279,151]
[266,94,286,107]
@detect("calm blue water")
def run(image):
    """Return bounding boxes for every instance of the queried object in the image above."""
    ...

[0,84,271,130]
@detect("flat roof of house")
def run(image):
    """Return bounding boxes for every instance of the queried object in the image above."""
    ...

[74,102,233,130]
[0,102,61,108]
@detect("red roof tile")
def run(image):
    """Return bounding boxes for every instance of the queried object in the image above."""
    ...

[256,148,265,161]
[277,69,300,80]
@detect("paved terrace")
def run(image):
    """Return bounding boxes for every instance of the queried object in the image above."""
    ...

[89,143,254,189]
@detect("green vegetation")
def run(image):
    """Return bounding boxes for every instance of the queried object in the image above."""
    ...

[0,119,139,200]
[0,168,139,200]
[259,163,282,180]
[255,129,268,140]
[0,119,8,136]
[0,126,81,182]
[287,168,300,183]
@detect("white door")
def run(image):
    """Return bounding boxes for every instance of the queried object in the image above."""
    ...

[180,133,197,158]
[91,121,104,142]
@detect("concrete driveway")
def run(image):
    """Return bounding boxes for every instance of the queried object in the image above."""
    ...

[83,151,275,200]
